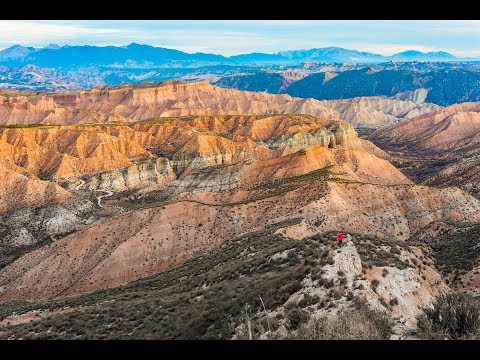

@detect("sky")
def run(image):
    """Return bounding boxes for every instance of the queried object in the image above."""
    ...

[1,20,480,57]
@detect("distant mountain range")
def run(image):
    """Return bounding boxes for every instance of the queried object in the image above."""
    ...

[1,43,480,106]
[0,43,474,69]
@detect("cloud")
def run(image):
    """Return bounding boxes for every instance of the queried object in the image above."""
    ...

[0,21,122,47]
[0,20,480,58]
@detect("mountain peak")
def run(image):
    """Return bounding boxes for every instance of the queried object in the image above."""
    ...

[44,43,61,50]
[396,50,424,56]
[4,44,35,51]
[127,42,149,48]
[392,50,457,61]
[0,44,37,61]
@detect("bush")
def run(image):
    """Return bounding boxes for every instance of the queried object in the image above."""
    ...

[389,298,399,307]
[298,294,319,308]
[416,292,480,340]
[286,307,310,330]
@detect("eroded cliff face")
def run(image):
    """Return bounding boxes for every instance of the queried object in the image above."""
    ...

[0,115,364,212]
[312,96,439,128]
[0,81,438,128]
[0,125,153,179]
[80,158,175,192]
[2,82,480,338]
[281,239,447,327]
[0,226,449,340]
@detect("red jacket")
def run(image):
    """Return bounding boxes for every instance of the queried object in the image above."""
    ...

[337,233,344,241]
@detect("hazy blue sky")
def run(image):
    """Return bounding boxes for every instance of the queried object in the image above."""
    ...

[1,20,480,57]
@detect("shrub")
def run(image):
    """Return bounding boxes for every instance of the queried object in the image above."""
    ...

[416,292,480,340]
[379,297,389,308]
[324,279,335,288]
[389,298,399,307]
[371,279,380,292]
[298,294,319,308]
[286,307,310,330]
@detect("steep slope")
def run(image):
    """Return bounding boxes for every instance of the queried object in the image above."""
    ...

[412,221,480,294]
[1,111,480,301]
[212,66,480,107]
[372,103,480,198]
[313,97,439,128]
[214,72,285,93]
[0,81,437,128]
[0,125,153,180]
[0,160,70,213]
[373,103,480,151]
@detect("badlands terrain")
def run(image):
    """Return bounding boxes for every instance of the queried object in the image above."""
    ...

[0,81,479,339]
[0,81,437,127]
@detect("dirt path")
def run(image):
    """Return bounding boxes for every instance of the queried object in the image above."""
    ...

[74,179,86,190]
[63,177,113,208]
[95,190,114,208]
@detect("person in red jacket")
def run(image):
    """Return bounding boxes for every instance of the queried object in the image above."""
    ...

[336,232,344,247]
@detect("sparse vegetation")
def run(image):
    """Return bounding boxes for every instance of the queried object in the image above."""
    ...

[0,123,46,129]
[0,222,342,339]
[0,226,417,339]
[354,234,411,270]
[389,298,399,307]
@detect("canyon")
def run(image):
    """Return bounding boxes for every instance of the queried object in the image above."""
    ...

[1,111,479,302]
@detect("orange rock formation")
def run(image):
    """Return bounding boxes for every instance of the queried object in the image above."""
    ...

[0,81,437,127]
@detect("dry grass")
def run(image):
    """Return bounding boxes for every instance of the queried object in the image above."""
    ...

[287,298,393,340]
